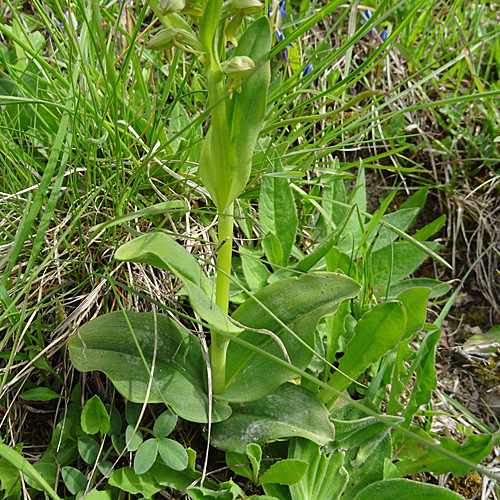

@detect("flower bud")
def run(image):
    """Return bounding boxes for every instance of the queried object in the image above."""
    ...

[157,0,186,15]
[222,56,255,93]
[147,27,178,50]
[228,0,263,14]
[222,56,255,78]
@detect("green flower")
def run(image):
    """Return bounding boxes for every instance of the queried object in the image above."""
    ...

[221,56,255,93]
[157,0,185,15]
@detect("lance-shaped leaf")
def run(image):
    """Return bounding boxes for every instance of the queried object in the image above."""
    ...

[321,301,407,408]
[199,16,271,211]
[221,273,360,402]
[115,232,241,335]
[68,311,231,423]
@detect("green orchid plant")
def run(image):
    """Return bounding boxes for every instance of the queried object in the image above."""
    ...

[69,0,360,437]
[67,4,483,495]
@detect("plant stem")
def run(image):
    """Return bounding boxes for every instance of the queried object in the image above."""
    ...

[211,202,234,394]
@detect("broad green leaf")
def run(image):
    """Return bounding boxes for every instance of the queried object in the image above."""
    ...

[211,384,334,453]
[259,154,298,265]
[150,459,217,492]
[224,16,272,207]
[222,273,360,402]
[398,434,491,478]
[262,483,291,500]
[329,400,399,498]
[339,436,392,500]
[241,254,270,293]
[400,187,428,210]
[258,459,308,486]
[387,341,413,415]
[134,439,158,475]
[107,406,122,437]
[19,387,64,402]
[289,438,347,500]
[337,165,366,253]
[330,403,403,454]
[321,175,348,230]
[199,0,222,60]
[321,302,407,407]
[352,479,465,500]
[68,311,232,423]
[169,102,191,151]
[357,189,398,253]
[84,491,113,500]
[187,487,235,500]
[386,278,451,299]
[108,467,162,497]
[81,395,110,435]
[114,232,241,335]
[395,287,431,339]
[153,412,177,438]
[61,467,87,495]
[78,437,100,465]
[157,438,188,471]
[371,241,440,289]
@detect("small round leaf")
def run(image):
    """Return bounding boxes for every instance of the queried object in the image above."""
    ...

[134,439,158,475]
[153,412,177,438]
[157,438,188,471]
[62,466,87,495]
[78,437,100,465]
[125,425,143,452]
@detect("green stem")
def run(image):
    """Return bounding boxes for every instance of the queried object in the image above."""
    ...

[211,203,234,394]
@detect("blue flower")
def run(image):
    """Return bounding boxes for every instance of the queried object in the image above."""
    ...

[280,1,286,19]
[361,9,374,38]
[303,63,313,76]
[276,29,293,65]
[361,10,389,43]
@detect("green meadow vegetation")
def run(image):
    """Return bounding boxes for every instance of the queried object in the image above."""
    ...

[1,0,500,498]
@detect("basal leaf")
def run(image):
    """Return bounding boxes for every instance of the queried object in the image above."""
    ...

[352,479,465,500]
[221,273,360,402]
[68,311,231,423]
[211,384,334,453]
[114,232,241,335]
[395,287,431,339]
[401,328,440,426]
[371,241,440,289]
